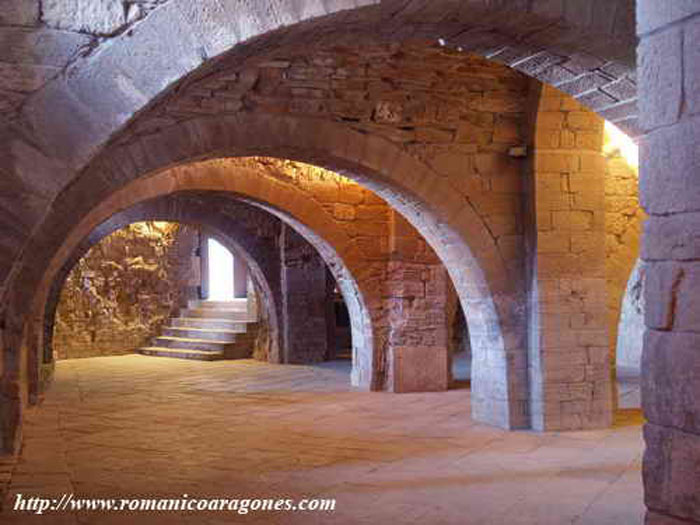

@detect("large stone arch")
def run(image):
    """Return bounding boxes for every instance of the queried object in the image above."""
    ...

[40,193,288,380]
[29,168,376,386]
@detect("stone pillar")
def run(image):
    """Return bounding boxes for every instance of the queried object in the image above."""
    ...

[199,231,209,300]
[233,254,248,299]
[528,85,612,430]
[638,2,700,522]
[384,211,449,393]
[280,224,331,363]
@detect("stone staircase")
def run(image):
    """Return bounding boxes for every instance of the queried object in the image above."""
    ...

[137,299,257,361]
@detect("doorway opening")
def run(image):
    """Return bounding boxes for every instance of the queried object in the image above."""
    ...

[207,237,234,301]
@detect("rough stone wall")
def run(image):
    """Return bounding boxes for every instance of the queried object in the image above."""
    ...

[53,221,196,359]
[124,44,530,280]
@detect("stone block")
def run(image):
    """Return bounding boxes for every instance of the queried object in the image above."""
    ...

[575,131,603,151]
[537,232,570,254]
[536,152,579,173]
[639,27,683,130]
[640,116,700,214]
[474,153,516,175]
[601,77,637,102]
[643,214,700,261]
[645,511,693,524]
[552,210,594,231]
[567,111,601,131]
[391,346,448,393]
[43,0,127,35]
[537,111,565,130]
[537,129,561,148]
[332,203,356,221]
[644,262,683,330]
[0,27,90,67]
[684,19,700,117]
[643,423,700,522]
[637,0,700,34]
[430,151,476,180]
[643,330,700,434]
[0,0,39,26]
[558,73,611,96]
[493,115,521,143]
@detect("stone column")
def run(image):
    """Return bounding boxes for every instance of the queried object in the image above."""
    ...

[383,211,450,393]
[528,85,612,430]
[198,231,209,300]
[233,254,248,299]
[280,224,331,363]
[638,2,700,522]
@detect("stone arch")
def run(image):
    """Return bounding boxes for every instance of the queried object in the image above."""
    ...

[14,120,522,429]
[27,168,377,390]
[41,193,287,372]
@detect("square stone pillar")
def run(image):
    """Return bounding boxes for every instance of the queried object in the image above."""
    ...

[638,3,700,522]
[233,254,248,299]
[383,211,450,393]
[528,86,612,430]
[280,224,332,363]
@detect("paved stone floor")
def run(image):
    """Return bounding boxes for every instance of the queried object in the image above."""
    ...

[617,366,641,409]
[1,355,644,524]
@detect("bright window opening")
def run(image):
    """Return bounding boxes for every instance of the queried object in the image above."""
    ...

[603,120,638,169]
[207,237,234,301]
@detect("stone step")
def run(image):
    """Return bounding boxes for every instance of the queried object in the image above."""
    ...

[137,347,224,361]
[188,299,248,310]
[152,336,232,352]
[171,317,248,331]
[162,326,239,342]
[181,308,250,320]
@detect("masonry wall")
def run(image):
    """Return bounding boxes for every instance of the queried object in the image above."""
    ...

[53,222,198,359]
[123,44,530,284]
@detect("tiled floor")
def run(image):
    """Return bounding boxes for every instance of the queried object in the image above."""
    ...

[1,355,644,524]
